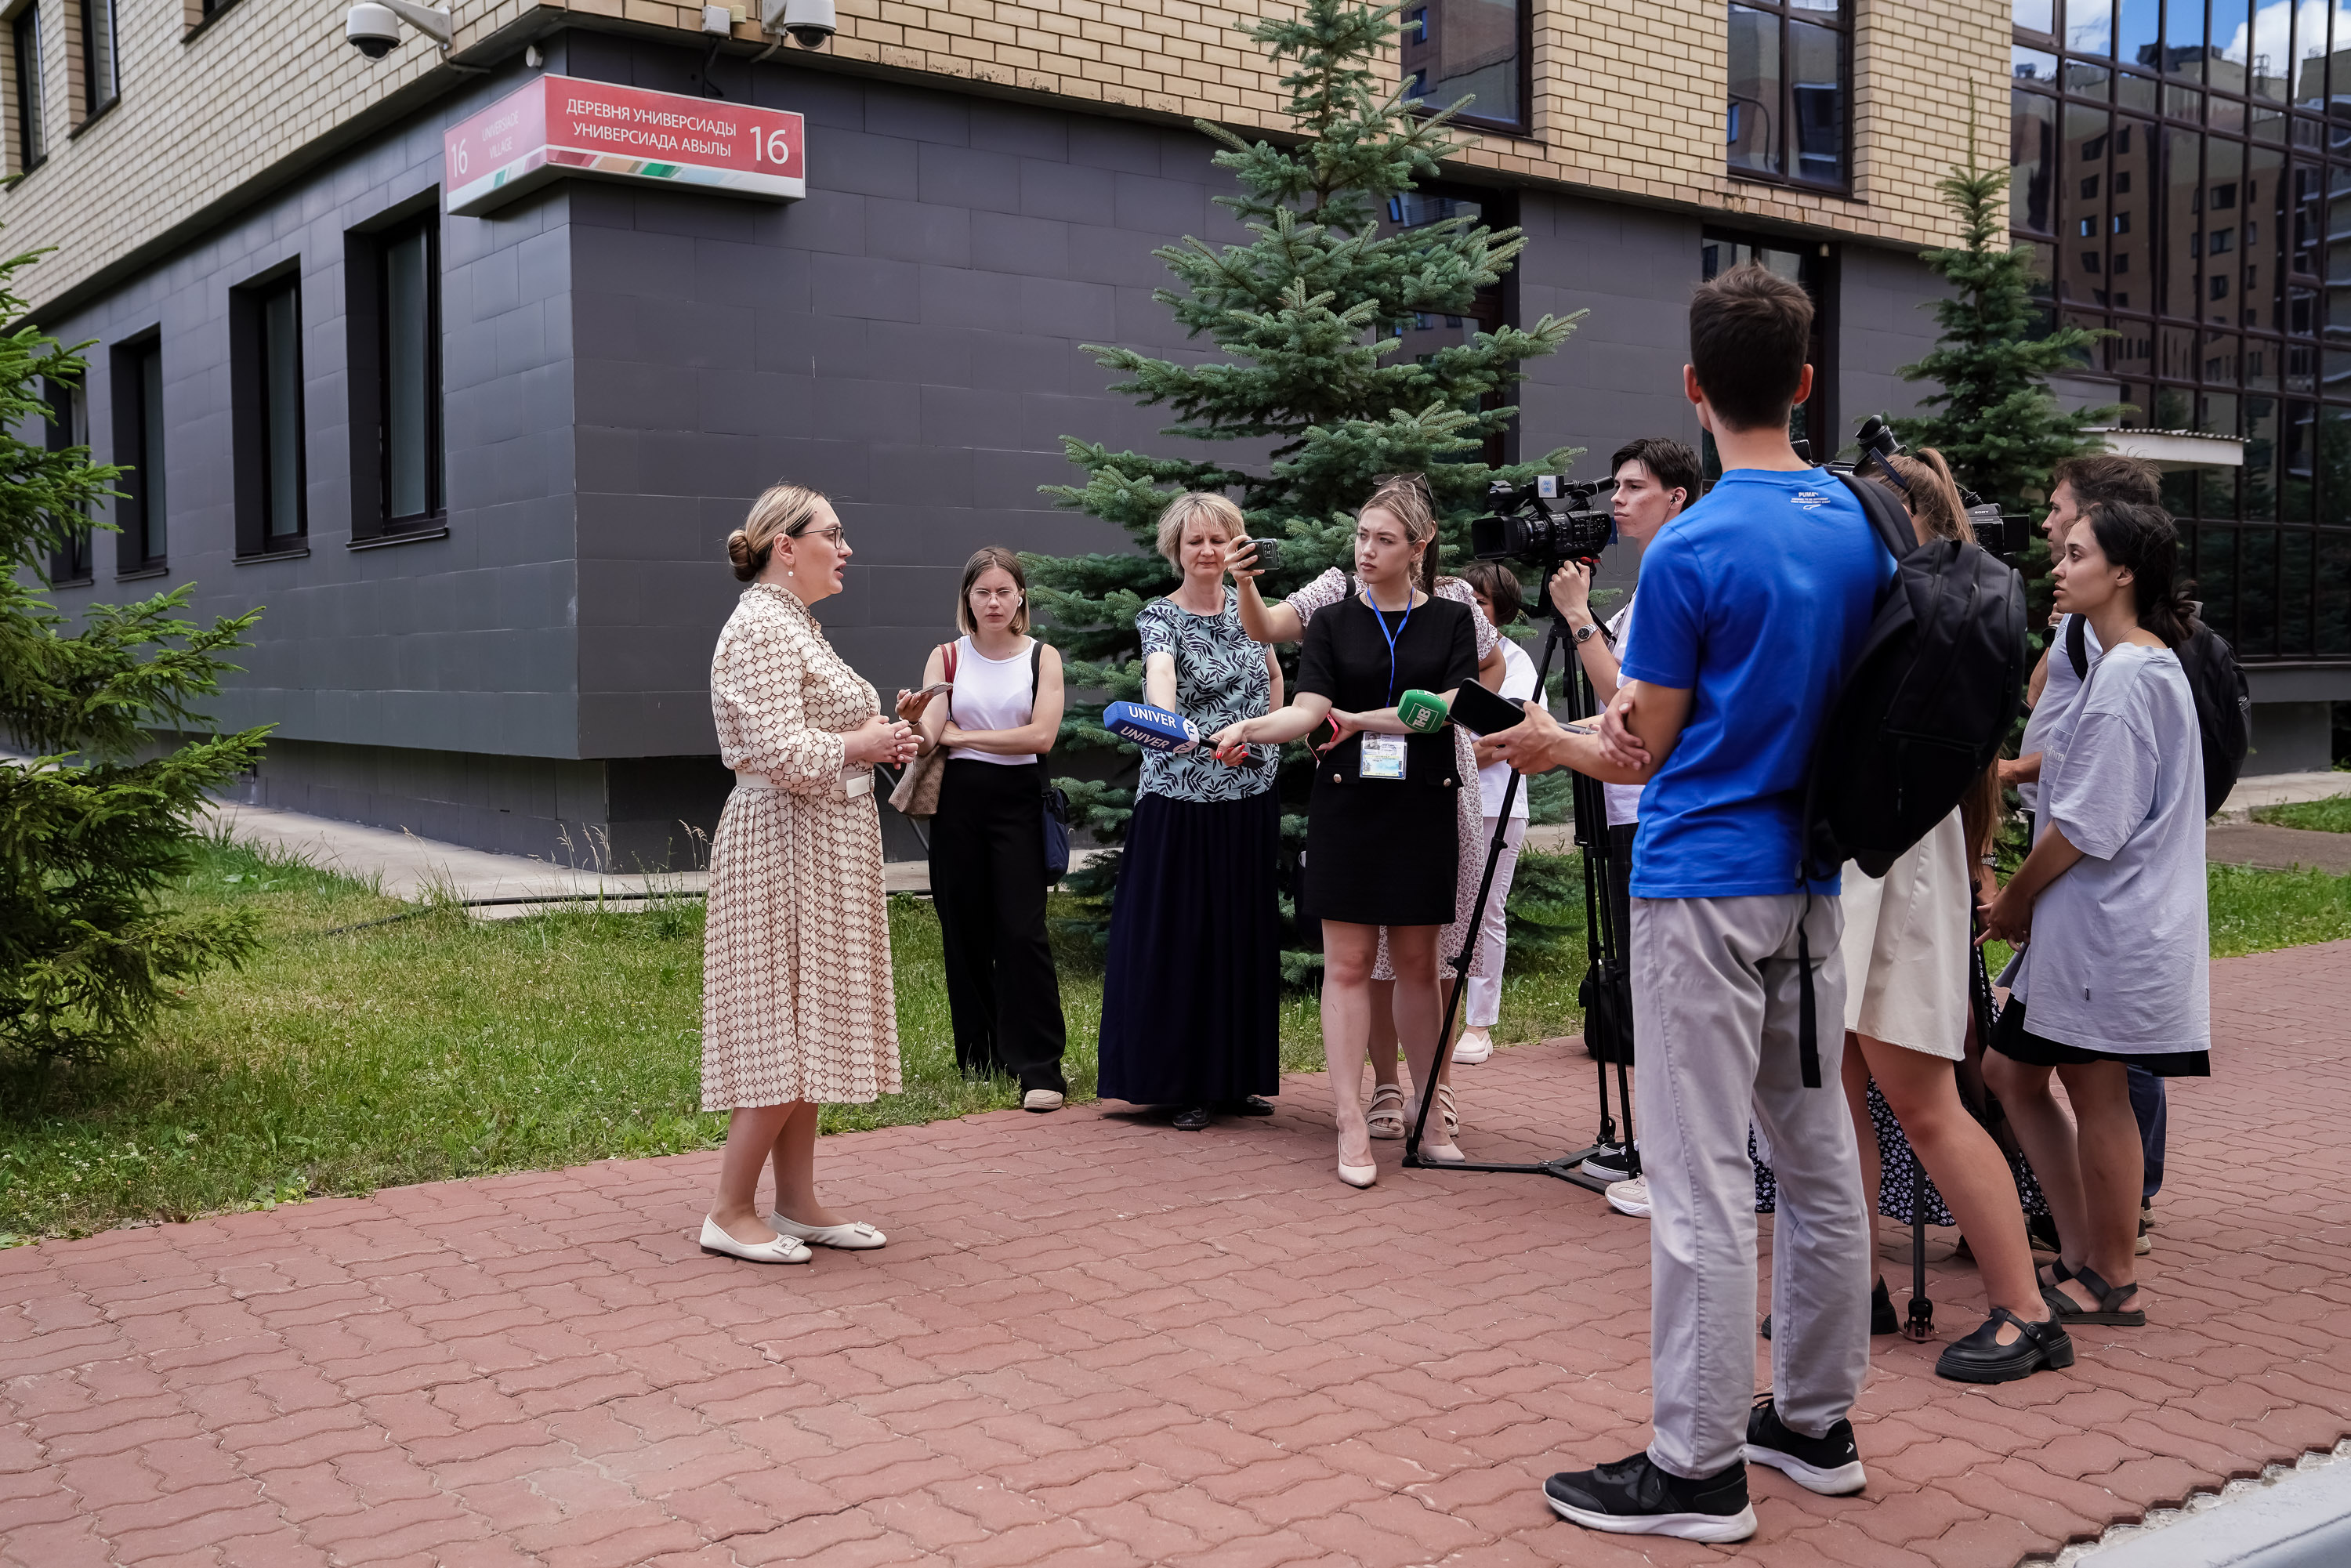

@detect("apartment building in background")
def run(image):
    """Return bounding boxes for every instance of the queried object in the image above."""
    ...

[6,0,2321,864]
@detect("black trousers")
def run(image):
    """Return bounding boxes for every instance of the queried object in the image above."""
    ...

[930,759,1067,1093]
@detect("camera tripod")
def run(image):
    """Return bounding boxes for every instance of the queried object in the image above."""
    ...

[1402,587,1638,1191]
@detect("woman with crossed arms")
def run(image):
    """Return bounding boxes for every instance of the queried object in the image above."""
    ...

[1209,479,1478,1186]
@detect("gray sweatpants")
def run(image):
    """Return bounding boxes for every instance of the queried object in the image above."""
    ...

[1632,892,1871,1479]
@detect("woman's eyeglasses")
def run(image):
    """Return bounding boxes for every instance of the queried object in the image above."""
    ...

[798,525,848,547]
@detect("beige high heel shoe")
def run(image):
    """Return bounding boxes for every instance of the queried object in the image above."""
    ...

[1338,1132,1378,1189]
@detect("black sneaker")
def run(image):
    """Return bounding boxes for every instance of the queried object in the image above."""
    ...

[1171,1105,1213,1131]
[1580,1141,1636,1182]
[1741,1394,1866,1495]
[1542,1452,1754,1543]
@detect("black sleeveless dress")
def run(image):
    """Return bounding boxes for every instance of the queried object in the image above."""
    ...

[1294,593,1477,927]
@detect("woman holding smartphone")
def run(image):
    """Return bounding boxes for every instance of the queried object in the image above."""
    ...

[896,548,1069,1113]
[1226,483,1503,1145]
[1209,477,1478,1186]
[1981,500,2208,1333]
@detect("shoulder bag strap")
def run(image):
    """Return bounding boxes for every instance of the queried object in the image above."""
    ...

[2065,613,2088,680]
[1830,469,1915,563]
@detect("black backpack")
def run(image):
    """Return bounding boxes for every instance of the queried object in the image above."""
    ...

[2064,613,2249,817]
[1791,471,2028,1085]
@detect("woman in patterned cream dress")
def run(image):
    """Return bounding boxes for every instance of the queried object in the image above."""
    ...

[698,483,919,1266]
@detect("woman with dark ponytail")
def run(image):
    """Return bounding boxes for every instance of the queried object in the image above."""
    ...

[1980,500,2209,1336]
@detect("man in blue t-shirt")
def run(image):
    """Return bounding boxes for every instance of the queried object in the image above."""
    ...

[1487,264,1890,1544]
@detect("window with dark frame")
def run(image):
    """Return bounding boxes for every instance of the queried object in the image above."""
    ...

[79,0,116,117]
[2009,0,2351,664]
[232,271,307,556]
[45,378,94,585]
[1727,0,1850,192]
[1699,231,1835,473]
[346,209,445,542]
[381,217,440,528]
[1400,0,1528,134]
[111,336,165,573]
[13,5,45,171]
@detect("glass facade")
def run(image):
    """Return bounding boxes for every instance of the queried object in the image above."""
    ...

[2012,0,2351,661]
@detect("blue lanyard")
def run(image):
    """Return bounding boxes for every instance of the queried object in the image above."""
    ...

[1365,592,1414,707]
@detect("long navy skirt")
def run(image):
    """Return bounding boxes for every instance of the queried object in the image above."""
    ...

[1097,788,1282,1106]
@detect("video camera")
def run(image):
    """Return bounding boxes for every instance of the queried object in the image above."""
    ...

[1830,415,2034,566]
[1470,475,1617,570]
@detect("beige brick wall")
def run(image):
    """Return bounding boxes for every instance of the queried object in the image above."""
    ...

[2,0,2007,315]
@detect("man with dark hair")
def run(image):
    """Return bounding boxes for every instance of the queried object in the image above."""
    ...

[1999,448,2170,1255]
[1536,434,1701,1206]
[1490,264,1890,1544]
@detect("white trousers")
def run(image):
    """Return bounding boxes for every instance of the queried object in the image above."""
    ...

[1462,815,1527,1028]
[1632,892,1871,1479]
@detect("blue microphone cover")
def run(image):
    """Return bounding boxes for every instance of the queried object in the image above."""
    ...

[1104,701,1201,754]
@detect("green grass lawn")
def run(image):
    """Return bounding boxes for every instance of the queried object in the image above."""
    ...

[5,840,2344,1244]
[0,840,1585,1242]
[2251,794,2351,833]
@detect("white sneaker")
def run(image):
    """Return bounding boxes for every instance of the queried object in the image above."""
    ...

[1453,1027,1494,1064]
[1606,1175,1651,1218]
[1023,1089,1064,1113]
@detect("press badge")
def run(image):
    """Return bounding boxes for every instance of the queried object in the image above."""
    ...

[1359,733,1408,780]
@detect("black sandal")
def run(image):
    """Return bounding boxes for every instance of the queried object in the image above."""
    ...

[2041,1264,2146,1327]
[1934,1306,2075,1383]
[2037,1258,2074,1291]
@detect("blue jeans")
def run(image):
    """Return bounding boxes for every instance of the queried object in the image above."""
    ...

[2127,1064,2166,1200]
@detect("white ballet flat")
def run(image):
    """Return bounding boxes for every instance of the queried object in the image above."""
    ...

[771,1215,887,1250]
[699,1216,813,1264]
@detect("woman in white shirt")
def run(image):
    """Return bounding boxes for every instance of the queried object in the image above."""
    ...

[899,548,1070,1112]
[1982,501,2210,1334]
[1451,563,1537,1064]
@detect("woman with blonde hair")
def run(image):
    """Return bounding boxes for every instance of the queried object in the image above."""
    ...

[1097,492,1286,1131]
[1209,479,1479,1185]
[1226,475,1504,1145]
[895,547,1070,1111]
[700,483,917,1263]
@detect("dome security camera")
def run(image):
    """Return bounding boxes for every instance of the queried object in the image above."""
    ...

[346,2,400,57]
[761,0,835,47]
[345,0,452,60]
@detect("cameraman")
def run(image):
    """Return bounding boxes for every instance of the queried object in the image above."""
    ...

[1536,436,1699,1212]
[1488,266,1886,1544]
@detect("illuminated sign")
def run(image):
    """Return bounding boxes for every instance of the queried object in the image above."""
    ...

[444,74,805,217]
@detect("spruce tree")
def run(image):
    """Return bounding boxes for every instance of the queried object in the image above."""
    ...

[1893,151,2117,620]
[0,243,271,1065]
[1028,0,1581,961]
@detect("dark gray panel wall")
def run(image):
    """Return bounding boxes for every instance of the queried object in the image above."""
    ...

[559,34,1259,758]
[1836,242,1952,444]
[29,68,585,759]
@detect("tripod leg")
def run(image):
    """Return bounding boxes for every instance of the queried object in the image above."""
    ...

[1905,1150,1934,1341]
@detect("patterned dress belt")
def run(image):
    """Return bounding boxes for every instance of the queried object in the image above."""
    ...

[734,768,873,799]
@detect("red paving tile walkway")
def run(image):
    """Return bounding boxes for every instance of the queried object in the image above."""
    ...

[5,942,2349,1568]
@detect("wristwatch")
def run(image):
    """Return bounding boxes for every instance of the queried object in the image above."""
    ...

[1573,622,1599,644]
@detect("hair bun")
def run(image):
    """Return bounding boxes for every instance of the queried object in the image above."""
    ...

[726,528,759,582]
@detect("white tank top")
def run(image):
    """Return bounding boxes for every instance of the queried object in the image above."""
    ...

[947,636,1038,765]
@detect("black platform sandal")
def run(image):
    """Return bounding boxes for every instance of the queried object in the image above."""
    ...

[2041,1264,2146,1327]
[1934,1307,2075,1383]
